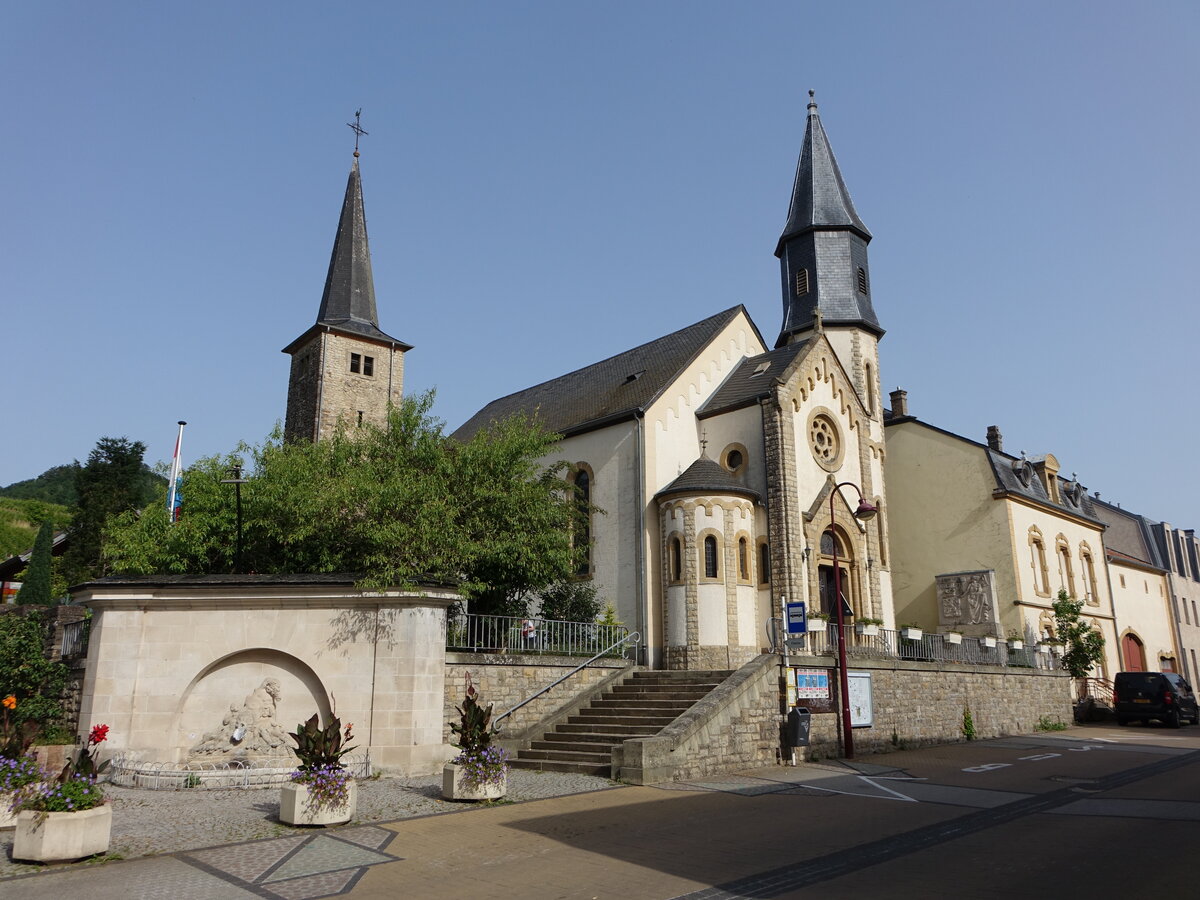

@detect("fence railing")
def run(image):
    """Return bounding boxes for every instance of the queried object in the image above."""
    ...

[108,753,373,790]
[797,622,1060,671]
[60,619,89,658]
[447,612,632,659]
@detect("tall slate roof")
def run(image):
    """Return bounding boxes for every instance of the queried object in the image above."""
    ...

[656,455,760,503]
[453,307,756,440]
[697,342,810,418]
[776,92,871,253]
[985,449,1102,525]
[288,159,409,350]
[1090,498,1166,570]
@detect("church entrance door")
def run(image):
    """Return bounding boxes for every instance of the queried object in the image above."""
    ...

[818,565,850,618]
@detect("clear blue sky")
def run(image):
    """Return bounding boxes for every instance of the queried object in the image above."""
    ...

[3,2,1196,527]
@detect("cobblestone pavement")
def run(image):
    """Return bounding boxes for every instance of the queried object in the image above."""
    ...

[0,768,617,880]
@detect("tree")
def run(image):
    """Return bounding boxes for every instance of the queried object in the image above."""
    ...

[62,437,154,585]
[15,520,54,606]
[103,393,590,610]
[535,580,604,623]
[1052,590,1106,679]
[0,609,68,731]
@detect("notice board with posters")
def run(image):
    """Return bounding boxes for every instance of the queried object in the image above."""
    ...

[787,667,835,714]
[847,671,874,727]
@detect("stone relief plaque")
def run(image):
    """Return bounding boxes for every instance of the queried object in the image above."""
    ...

[936,569,1000,637]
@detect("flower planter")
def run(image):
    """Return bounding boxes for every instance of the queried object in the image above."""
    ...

[0,791,17,829]
[980,636,997,648]
[442,762,507,801]
[1008,640,1024,651]
[280,779,356,826]
[854,623,879,637]
[900,628,923,641]
[12,804,112,863]
[943,632,963,645]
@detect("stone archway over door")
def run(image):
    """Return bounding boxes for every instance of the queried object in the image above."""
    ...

[1122,633,1146,671]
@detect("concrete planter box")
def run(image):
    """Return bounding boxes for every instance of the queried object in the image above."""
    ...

[900,628,923,641]
[0,792,17,829]
[12,804,112,862]
[1008,640,1024,651]
[854,623,879,637]
[442,762,506,801]
[942,632,963,645]
[279,779,356,826]
[980,636,997,648]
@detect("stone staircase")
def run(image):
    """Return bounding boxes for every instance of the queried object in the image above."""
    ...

[510,669,733,776]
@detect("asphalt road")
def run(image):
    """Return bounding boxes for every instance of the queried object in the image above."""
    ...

[4,722,1197,899]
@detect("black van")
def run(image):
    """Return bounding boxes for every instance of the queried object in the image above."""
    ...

[1113,671,1199,728]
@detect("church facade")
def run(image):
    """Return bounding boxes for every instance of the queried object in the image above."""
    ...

[455,95,895,668]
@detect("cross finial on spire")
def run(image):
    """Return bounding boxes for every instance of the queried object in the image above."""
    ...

[347,108,368,158]
[807,89,818,114]
[700,429,709,457]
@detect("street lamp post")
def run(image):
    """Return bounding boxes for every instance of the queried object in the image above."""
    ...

[220,464,248,573]
[828,481,877,760]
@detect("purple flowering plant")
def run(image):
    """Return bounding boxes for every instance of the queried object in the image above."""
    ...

[287,715,356,812]
[13,723,110,815]
[449,674,509,789]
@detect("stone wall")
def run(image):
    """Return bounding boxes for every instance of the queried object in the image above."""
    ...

[444,653,632,744]
[617,654,779,784]
[793,654,1072,758]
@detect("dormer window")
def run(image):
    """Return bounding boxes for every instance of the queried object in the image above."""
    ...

[856,267,868,294]
[795,268,809,297]
[750,362,771,378]
[623,370,645,384]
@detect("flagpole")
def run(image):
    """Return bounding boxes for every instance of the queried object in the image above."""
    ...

[167,420,187,522]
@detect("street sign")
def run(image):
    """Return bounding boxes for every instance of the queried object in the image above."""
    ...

[785,600,807,634]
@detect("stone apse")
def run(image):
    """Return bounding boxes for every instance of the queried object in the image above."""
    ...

[72,575,459,774]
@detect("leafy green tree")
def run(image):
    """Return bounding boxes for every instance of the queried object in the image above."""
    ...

[15,521,55,606]
[103,393,589,610]
[1052,590,1106,679]
[535,580,604,622]
[0,609,68,730]
[62,437,154,585]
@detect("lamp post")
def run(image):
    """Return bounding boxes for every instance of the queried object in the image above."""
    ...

[220,464,248,573]
[828,481,877,760]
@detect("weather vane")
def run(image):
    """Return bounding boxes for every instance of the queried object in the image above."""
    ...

[347,108,368,157]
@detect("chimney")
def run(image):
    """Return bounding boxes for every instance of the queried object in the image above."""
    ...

[889,389,908,417]
[986,425,1003,452]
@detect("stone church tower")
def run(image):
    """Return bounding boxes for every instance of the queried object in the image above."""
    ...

[775,91,884,419]
[282,153,411,443]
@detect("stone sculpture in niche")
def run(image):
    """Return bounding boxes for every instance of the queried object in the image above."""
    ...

[190,677,293,758]
[936,569,1000,637]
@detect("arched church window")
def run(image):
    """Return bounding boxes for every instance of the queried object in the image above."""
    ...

[668,535,682,583]
[795,268,809,297]
[758,541,770,585]
[572,467,592,577]
[819,530,844,558]
[738,537,749,582]
[703,535,719,579]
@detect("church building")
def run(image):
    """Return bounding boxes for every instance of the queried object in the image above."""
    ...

[455,94,895,669]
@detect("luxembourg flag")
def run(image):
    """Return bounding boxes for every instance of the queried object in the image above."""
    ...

[166,420,187,523]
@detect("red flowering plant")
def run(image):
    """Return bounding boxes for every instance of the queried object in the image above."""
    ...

[14,723,110,815]
[1,694,40,760]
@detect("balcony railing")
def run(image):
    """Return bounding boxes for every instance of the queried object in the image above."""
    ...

[797,622,1060,671]
[447,612,633,659]
[60,619,90,658]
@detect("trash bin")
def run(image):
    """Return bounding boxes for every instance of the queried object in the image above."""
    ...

[786,706,811,747]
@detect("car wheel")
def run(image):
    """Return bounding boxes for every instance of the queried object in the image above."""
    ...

[1167,709,1182,729]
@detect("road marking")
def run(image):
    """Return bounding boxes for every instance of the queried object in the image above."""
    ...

[859,776,919,802]
[962,763,1012,773]
[1018,753,1061,761]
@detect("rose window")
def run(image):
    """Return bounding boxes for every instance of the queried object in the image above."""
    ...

[809,415,840,467]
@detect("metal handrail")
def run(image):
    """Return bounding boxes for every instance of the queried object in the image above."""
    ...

[493,631,641,733]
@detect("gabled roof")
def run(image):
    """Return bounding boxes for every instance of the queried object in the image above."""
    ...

[697,342,811,418]
[285,159,410,354]
[453,307,757,440]
[656,455,760,503]
[775,92,871,254]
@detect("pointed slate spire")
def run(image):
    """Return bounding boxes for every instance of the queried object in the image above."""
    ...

[316,159,382,334]
[775,92,882,347]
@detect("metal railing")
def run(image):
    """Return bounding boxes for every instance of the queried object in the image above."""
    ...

[796,623,1061,671]
[447,612,633,658]
[60,619,89,658]
[493,630,641,733]
[108,752,373,790]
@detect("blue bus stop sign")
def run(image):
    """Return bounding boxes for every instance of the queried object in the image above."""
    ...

[785,600,807,634]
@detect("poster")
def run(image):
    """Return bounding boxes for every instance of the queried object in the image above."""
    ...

[847,671,873,728]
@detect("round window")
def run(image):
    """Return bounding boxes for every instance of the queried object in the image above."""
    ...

[808,413,843,471]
